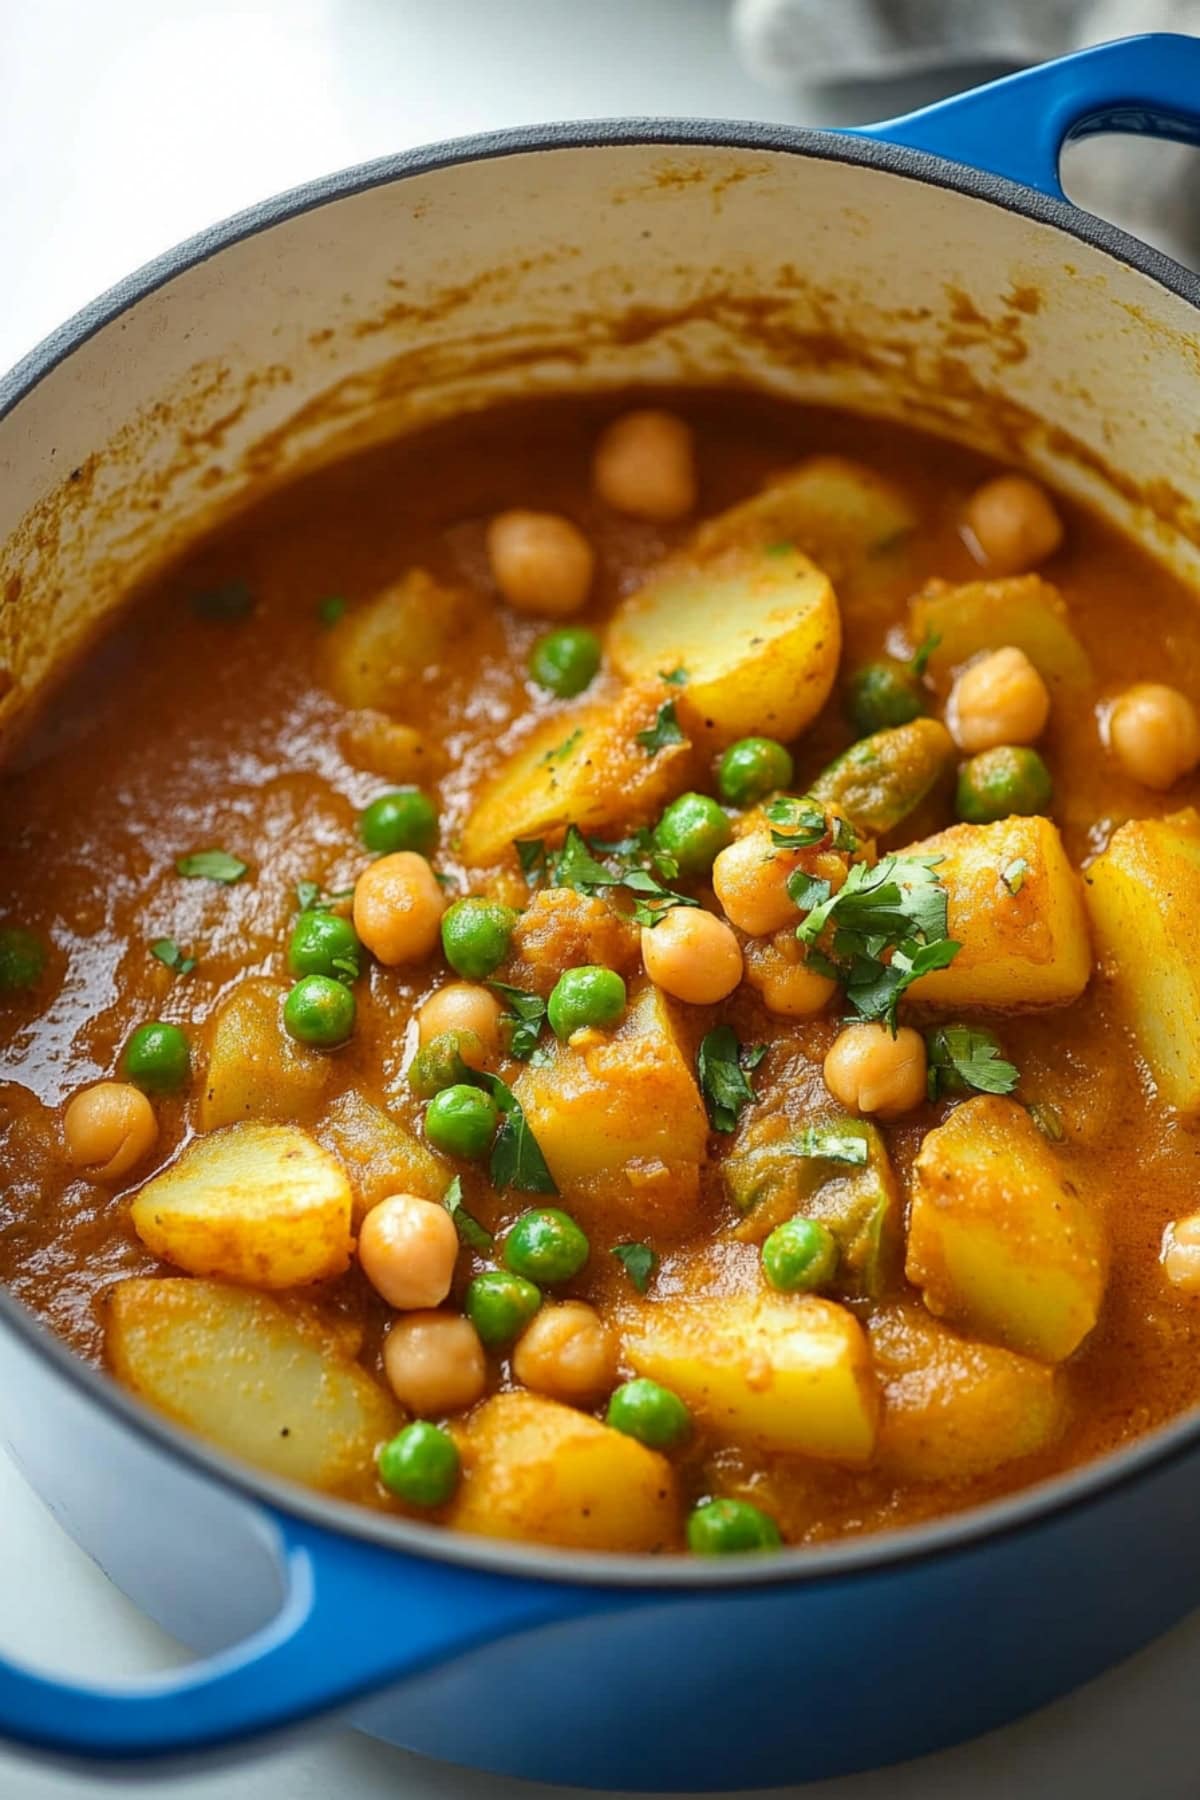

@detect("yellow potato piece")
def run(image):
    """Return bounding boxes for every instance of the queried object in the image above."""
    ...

[321,568,476,712]
[871,1302,1066,1481]
[314,1090,448,1224]
[905,815,1091,1008]
[694,455,917,579]
[906,1096,1107,1363]
[130,1122,353,1289]
[448,1392,678,1553]
[909,574,1091,693]
[461,682,693,867]
[623,1291,878,1465]
[1084,808,1200,1115]
[107,1278,398,1499]
[201,978,330,1132]
[513,984,708,1235]
[608,545,840,748]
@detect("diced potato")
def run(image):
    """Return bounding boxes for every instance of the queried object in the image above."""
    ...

[1084,809,1200,1115]
[725,1116,900,1300]
[623,1291,878,1465]
[909,575,1090,693]
[200,978,330,1132]
[906,1096,1107,1363]
[321,568,475,712]
[505,887,640,997]
[130,1123,353,1289]
[905,815,1091,1008]
[107,1278,398,1500]
[447,1392,677,1553]
[870,1302,1066,1481]
[314,1090,448,1223]
[694,456,917,578]
[608,545,840,747]
[811,718,954,837]
[461,683,693,867]
[513,983,707,1234]
[339,710,442,784]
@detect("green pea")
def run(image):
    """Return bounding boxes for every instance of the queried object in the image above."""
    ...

[606,1378,691,1451]
[845,660,925,736]
[408,1030,482,1099]
[441,898,518,980]
[283,974,356,1047]
[761,1216,839,1294]
[359,788,438,855]
[687,1497,783,1556]
[465,1270,542,1349]
[652,792,733,877]
[503,1207,589,1285]
[287,910,362,983]
[377,1422,460,1508]
[0,926,47,994]
[956,746,1053,824]
[529,627,602,698]
[547,965,626,1040]
[425,1082,499,1159]
[122,1022,191,1095]
[717,737,795,808]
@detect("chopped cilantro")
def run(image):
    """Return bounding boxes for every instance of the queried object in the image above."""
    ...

[612,1242,657,1294]
[635,701,687,756]
[697,1025,763,1133]
[488,980,548,1060]
[515,838,547,880]
[1001,857,1029,895]
[793,1126,869,1166]
[176,850,247,884]
[442,1175,494,1254]
[316,594,347,628]
[150,937,195,976]
[766,796,829,850]
[909,629,942,678]
[295,881,353,913]
[548,824,699,927]
[795,853,960,1032]
[472,1072,557,1195]
[190,579,253,621]
[659,667,689,686]
[926,1025,1019,1099]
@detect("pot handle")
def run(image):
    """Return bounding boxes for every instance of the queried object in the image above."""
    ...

[0,1504,606,1765]
[856,32,1200,201]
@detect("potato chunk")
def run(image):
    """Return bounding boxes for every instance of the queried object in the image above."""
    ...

[107,1278,398,1499]
[448,1392,677,1553]
[513,984,707,1234]
[461,683,693,867]
[608,544,840,747]
[623,1291,878,1465]
[1084,809,1200,1115]
[321,568,475,712]
[871,1303,1066,1481]
[201,978,330,1132]
[909,574,1090,693]
[906,1096,1107,1363]
[905,815,1091,1008]
[314,1090,448,1223]
[694,456,916,579]
[130,1123,353,1289]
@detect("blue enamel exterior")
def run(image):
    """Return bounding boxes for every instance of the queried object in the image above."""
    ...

[2,33,1200,1787]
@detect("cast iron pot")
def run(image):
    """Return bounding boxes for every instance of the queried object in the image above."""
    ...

[3,34,1200,1791]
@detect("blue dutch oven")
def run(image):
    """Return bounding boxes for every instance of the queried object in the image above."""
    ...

[3,33,1200,1790]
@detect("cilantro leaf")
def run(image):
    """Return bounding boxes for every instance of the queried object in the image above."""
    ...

[635,701,687,756]
[697,1025,763,1133]
[295,880,353,913]
[548,825,699,927]
[659,667,689,686]
[926,1025,1020,1100]
[1001,857,1029,895]
[316,594,346,628]
[150,937,195,976]
[176,850,247,884]
[190,579,254,621]
[909,629,941,678]
[765,796,829,850]
[472,1072,557,1195]
[515,838,547,880]
[793,1126,869,1166]
[612,1242,657,1294]
[488,980,548,1061]
[551,826,617,892]
[442,1175,494,1254]
[796,853,960,1032]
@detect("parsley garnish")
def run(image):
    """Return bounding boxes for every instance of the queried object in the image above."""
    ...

[442,1175,494,1254]
[316,594,346,628]
[472,1072,557,1195]
[635,701,687,756]
[1001,857,1029,895]
[794,853,960,1032]
[612,1242,657,1294]
[697,1026,765,1133]
[541,728,583,767]
[659,667,689,686]
[549,825,699,929]
[295,881,354,913]
[191,579,253,621]
[176,850,247,884]
[909,629,941,678]
[765,796,857,856]
[515,839,547,880]
[793,1126,869,1166]
[488,981,548,1060]
[926,1025,1019,1099]
[150,937,195,976]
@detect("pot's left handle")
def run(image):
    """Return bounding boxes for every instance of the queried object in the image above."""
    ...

[0,1507,601,1767]
[855,31,1200,200]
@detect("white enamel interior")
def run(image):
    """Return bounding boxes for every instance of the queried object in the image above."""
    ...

[2,136,1199,746]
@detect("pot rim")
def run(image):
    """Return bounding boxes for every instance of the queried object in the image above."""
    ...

[4,115,1200,1592]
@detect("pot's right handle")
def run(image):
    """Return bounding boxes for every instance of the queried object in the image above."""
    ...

[857,32,1200,200]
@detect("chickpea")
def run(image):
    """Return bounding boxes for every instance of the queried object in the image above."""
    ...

[1163,1214,1200,1295]
[512,1300,617,1403]
[63,1081,157,1182]
[485,510,595,618]
[418,983,504,1064]
[743,933,838,1018]
[383,1311,487,1415]
[358,1193,460,1310]
[1108,683,1200,791]
[592,409,696,522]
[641,907,743,1004]
[823,1023,927,1120]
[962,474,1063,574]
[711,832,797,937]
[353,852,445,965]
[948,646,1050,754]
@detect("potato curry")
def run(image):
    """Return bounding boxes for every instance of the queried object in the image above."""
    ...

[4,390,1200,1557]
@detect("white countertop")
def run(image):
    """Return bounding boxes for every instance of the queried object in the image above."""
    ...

[1,3,1197,1794]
